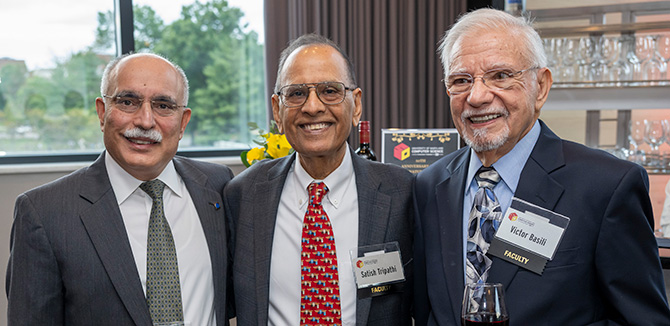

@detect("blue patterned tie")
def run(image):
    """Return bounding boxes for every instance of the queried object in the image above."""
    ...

[466,166,502,284]
[140,179,184,324]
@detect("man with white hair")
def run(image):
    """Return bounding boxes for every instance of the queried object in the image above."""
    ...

[413,8,670,325]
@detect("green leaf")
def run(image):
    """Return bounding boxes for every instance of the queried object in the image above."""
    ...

[240,151,251,168]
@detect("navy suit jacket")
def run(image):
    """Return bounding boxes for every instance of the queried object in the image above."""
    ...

[6,154,233,325]
[414,121,670,326]
[224,148,414,325]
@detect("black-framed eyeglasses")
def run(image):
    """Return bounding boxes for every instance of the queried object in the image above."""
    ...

[445,67,540,95]
[276,82,355,108]
[102,95,186,117]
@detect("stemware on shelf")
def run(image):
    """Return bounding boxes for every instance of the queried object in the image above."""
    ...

[644,119,666,170]
[657,33,670,82]
[629,119,646,165]
[642,35,667,84]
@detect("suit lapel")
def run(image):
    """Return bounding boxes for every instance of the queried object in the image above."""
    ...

[488,121,566,289]
[174,158,228,323]
[351,153,393,324]
[435,149,470,322]
[78,154,152,325]
[254,155,294,325]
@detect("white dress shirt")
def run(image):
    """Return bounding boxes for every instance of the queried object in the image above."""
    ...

[268,149,359,326]
[105,152,216,326]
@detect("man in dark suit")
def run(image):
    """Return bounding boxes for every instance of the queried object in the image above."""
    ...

[224,34,413,325]
[414,8,670,326]
[6,53,233,325]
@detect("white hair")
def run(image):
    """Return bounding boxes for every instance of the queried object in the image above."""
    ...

[438,8,547,77]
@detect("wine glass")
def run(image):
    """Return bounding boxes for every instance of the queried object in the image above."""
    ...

[559,38,579,84]
[636,35,653,81]
[598,36,618,86]
[629,120,646,164]
[609,36,633,86]
[462,283,509,326]
[624,35,642,84]
[657,33,670,82]
[641,35,667,84]
[578,36,596,82]
[644,119,666,169]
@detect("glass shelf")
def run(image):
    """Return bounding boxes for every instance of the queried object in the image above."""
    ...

[543,85,669,111]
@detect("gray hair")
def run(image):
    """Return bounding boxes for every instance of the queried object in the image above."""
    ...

[438,8,546,77]
[100,52,190,105]
[274,33,357,93]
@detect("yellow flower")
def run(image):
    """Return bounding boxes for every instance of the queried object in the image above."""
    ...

[266,133,292,159]
[241,121,294,167]
[246,147,265,165]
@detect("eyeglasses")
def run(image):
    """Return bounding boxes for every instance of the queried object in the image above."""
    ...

[103,95,186,117]
[445,67,539,95]
[276,82,355,108]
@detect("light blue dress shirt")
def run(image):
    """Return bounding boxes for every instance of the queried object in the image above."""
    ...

[461,120,542,280]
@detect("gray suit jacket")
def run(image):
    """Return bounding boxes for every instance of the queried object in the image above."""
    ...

[224,148,414,325]
[6,154,234,326]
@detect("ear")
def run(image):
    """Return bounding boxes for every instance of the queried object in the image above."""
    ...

[95,97,107,132]
[534,67,553,114]
[351,88,363,127]
[179,108,192,140]
[271,94,284,133]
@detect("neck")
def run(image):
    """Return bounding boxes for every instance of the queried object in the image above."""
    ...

[475,150,505,167]
[298,145,347,180]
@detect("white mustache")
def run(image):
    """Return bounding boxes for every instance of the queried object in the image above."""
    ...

[123,128,162,143]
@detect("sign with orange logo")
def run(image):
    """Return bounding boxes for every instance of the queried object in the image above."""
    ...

[381,128,460,174]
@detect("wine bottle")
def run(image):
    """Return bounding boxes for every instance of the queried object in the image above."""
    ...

[355,120,377,161]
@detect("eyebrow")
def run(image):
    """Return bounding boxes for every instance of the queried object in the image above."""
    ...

[115,91,177,104]
[449,64,515,75]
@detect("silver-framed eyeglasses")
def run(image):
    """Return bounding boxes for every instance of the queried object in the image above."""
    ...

[103,95,186,117]
[276,81,355,108]
[445,67,540,95]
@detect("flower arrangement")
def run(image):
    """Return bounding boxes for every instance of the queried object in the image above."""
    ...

[241,121,294,167]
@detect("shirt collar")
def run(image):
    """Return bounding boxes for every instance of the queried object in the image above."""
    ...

[292,148,354,209]
[105,151,182,204]
[466,120,541,194]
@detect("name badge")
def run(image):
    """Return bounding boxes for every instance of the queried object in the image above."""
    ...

[350,242,405,298]
[488,197,570,275]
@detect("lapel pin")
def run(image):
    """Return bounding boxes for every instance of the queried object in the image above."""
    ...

[209,202,221,210]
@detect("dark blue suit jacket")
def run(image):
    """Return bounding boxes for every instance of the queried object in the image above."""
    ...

[414,121,670,326]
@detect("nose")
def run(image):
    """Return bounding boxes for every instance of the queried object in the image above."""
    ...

[466,77,494,107]
[134,100,156,129]
[301,87,326,115]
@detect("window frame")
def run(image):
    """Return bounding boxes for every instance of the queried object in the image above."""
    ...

[0,0,250,165]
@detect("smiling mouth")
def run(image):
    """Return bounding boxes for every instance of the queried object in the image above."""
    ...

[126,137,159,145]
[469,114,502,124]
[301,122,331,131]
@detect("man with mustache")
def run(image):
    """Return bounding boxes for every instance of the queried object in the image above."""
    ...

[224,34,414,325]
[413,8,670,325]
[7,52,234,325]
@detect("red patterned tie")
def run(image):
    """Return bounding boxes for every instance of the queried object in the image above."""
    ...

[300,182,342,325]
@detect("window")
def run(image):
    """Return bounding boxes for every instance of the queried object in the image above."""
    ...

[0,0,266,163]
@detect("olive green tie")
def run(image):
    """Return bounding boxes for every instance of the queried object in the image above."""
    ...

[140,179,184,323]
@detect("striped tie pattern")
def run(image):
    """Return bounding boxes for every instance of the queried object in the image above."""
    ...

[300,182,341,326]
[140,179,184,324]
[465,166,502,285]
